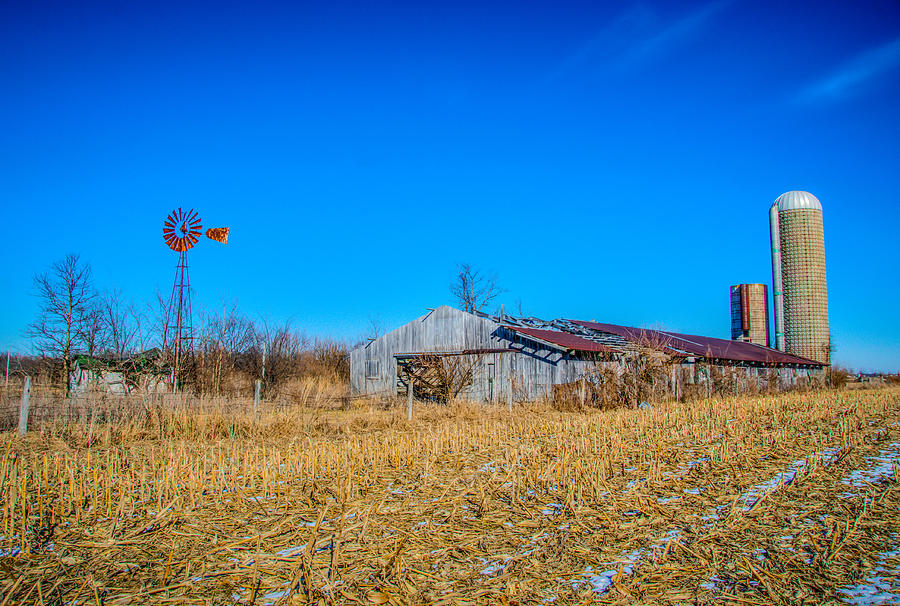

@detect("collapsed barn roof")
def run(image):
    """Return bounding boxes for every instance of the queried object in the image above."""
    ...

[482,311,824,366]
[569,320,821,366]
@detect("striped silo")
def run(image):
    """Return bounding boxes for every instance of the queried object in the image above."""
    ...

[769,191,830,364]
[730,283,769,346]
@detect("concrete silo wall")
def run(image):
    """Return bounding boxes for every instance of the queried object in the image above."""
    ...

[778,208,830,364]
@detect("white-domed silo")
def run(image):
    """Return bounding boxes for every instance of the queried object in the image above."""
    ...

[769,191,830,363]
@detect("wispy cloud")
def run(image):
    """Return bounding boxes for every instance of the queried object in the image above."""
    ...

[538,1,733,88]
[798,36,900,104]
[616,0,732,70]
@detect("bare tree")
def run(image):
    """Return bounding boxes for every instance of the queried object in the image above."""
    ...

[79,302,107,357]
[26,254,96,395]
[195,304,255,395]
[450,263,500,313]
[253,319,309,393]
[131,305,150,353]
[367,315,385,341]
[146,290,171,351]
[101,289,138,356]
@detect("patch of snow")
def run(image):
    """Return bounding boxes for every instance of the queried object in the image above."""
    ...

[687,456,711,468]
[542,503,563,516]
[700,575,725,591]
[625,478,646,490]
[480,560,505,576]
[274,544,307,557]
[841,443,900,489]
[578,568,617,593]
[741,447,843,512]
[262,589,290,602]
[839,546,900,604]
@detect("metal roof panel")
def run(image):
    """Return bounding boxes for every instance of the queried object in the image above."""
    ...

[506,326,617,353]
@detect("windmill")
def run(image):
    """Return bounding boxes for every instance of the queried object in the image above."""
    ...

[162,207,229,390]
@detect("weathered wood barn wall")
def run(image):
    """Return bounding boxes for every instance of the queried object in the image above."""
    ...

[350,306,596,401]
[349,306,826,402]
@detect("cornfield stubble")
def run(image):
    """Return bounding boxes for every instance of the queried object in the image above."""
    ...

[1,385,899,604]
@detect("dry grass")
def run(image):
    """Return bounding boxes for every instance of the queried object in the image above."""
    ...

[1,387,898,604]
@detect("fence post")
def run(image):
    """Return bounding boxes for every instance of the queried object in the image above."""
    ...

[507,384,513,413]
[18,376,31,437]
[407,379,414,421]
[253,380,261,421]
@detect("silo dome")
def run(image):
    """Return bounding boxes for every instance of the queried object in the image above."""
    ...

[774,190,822,211]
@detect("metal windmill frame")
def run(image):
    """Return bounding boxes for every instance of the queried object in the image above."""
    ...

[162,207,229,391]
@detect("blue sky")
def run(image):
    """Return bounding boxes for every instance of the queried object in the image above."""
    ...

[1,0,898,371]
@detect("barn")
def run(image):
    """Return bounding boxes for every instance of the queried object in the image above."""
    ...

[349,306,826,403]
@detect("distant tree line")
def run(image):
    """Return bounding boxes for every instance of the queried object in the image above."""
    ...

[20,254,349,396]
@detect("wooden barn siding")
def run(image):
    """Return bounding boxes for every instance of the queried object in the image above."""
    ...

[350,306,505,397]
[456,349,598,402]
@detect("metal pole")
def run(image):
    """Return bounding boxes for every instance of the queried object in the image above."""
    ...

[407,379,414,421]
[18,376,31,437]
[5,350,9,393]
[254,379,261,421]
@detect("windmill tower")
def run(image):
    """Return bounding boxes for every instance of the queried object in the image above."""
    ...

[162,208,229,390]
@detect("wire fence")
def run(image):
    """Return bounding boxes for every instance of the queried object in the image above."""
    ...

[0,378,357,432]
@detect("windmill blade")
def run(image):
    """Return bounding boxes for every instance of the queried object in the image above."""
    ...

[205,227,229,244]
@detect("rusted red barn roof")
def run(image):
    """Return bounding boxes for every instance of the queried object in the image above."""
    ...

[505,326,617,353]
[568,320,824,366]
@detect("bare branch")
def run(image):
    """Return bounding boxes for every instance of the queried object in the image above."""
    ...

[450,263,501,314]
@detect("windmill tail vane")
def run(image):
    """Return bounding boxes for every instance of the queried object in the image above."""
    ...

[205,227,229,244]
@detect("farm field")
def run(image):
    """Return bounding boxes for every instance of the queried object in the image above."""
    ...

[2,388,899,605]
